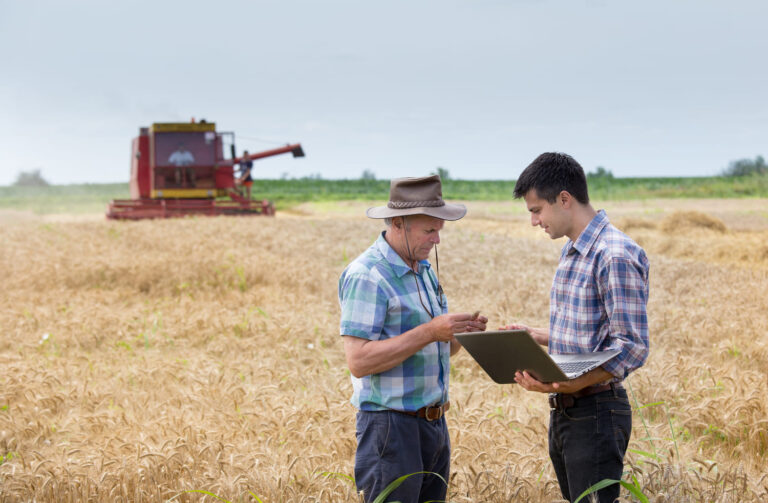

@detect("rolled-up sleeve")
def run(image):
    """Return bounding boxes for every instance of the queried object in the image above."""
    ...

[339,272,388,341]
[597,256,650,378]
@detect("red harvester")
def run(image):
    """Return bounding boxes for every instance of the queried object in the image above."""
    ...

[106,120,304,219]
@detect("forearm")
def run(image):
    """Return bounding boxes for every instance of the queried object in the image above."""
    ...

[516,365,614,394]
[344,326,434,377]
[556,366,614,393]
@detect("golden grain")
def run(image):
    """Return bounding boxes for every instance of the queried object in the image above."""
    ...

[1,202,767,501]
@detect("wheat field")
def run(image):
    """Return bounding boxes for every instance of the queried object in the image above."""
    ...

[1,199,767,502]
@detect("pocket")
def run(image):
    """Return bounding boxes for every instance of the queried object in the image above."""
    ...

[562,403,598,422]
[356,411,393,459]
[355,411,369,443]
[373,412,392,458]
[610,409,632,454]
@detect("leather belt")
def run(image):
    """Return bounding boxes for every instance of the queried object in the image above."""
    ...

[394,401,450,421]
[549,383,620,411]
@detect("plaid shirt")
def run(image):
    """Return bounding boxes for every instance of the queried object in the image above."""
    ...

[339,232,449,412]
[549,210,650,380]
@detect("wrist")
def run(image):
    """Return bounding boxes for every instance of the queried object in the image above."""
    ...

[419,321,439,344]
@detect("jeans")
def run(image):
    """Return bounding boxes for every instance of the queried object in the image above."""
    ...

[355,410,451,503]
[548,387,632,503]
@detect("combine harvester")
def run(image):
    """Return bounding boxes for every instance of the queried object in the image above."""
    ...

[107,119,304,219]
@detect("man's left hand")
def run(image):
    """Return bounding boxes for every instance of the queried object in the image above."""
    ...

[515,366,614,394]
[514,371,579,394]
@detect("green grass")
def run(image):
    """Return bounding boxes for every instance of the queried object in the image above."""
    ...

[2,174,767,215]
[0,183,128,214]
[249,174,768,205]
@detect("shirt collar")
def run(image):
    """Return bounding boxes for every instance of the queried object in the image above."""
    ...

[375,231,431,277]
[568,210,609,256]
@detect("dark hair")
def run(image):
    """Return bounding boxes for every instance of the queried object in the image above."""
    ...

[513,152,589,204]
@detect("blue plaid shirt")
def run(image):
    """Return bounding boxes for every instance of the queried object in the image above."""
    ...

[549,210,650,380]
[339,232,449,412]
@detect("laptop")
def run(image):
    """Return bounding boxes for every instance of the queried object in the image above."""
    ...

[454,329,620,384]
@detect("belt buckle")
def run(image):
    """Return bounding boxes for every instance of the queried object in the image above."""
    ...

[424,404,442,421]
[549,393,574,411]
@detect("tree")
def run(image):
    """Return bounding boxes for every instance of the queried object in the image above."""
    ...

[13,169,50,187]
[587,166,614,179]
[432,167,450,180]
[360,169,376,181]
[721,155,766,177]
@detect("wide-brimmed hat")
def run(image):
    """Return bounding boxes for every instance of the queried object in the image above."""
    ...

[366,175,466,221]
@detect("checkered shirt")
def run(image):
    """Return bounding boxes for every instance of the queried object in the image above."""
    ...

[339,232,449,412]
[549,210,650,380]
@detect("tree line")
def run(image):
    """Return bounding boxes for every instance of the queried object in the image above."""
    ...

[9,155,767,187]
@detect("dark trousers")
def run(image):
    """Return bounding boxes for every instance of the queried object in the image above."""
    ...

[355,410,450,503]
[548,387,632,503]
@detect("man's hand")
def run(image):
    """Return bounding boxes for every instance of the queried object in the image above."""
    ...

[500,323,548,346]
[427,312,487,342]
[515,367,614,394]
[514,370,574,394]
[500,322,530,331]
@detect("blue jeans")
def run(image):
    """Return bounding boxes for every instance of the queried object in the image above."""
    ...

[548,387,632,503]
[355,410,450,503]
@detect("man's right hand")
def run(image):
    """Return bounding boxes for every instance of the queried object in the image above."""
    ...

[428,313,488,342]
[499,323,548,346]
[499,322,530,332]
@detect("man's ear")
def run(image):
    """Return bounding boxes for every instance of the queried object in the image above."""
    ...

[393,217,403,230]
[558,190,573,208]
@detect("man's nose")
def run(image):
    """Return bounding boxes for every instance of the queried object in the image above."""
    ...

[431,232,441,244]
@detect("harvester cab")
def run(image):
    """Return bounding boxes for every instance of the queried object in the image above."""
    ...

[107,120,304,219]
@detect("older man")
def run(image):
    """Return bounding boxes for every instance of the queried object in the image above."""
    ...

[339,175,487,503]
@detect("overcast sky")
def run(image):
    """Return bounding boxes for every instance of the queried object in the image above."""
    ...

[1,0,766,185]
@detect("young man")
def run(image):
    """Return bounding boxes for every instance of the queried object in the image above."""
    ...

[339,175,487,503]
[505,153,649,503]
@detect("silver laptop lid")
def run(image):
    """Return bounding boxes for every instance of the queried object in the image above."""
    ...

[455,330,619,384]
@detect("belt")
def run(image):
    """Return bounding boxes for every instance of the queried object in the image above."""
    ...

[548,383,621,411]
[393,401,450,421]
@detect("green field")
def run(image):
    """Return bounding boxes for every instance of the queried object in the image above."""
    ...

[2,174,768,214]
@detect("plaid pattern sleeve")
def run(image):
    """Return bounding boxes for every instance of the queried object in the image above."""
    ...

[338,271,388,341]
[595,253,650,378]
[549,210,650,380]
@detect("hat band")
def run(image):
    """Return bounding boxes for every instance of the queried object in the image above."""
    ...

[388,200,446,209]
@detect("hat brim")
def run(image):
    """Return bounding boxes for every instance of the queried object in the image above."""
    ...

[366,203,467,221]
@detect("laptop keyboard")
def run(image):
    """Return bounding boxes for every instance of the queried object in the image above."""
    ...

[557,360,599,374]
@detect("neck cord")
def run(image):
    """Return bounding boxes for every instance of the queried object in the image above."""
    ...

[402,216,444,318]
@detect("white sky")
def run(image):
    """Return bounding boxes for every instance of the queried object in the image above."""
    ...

[1,0,766,185]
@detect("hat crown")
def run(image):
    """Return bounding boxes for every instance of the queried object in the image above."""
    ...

[365,174,466,221]
[387,175,445,209]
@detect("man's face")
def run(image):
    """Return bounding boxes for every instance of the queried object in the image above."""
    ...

[397,214,444,262]
[523,190,568,240]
